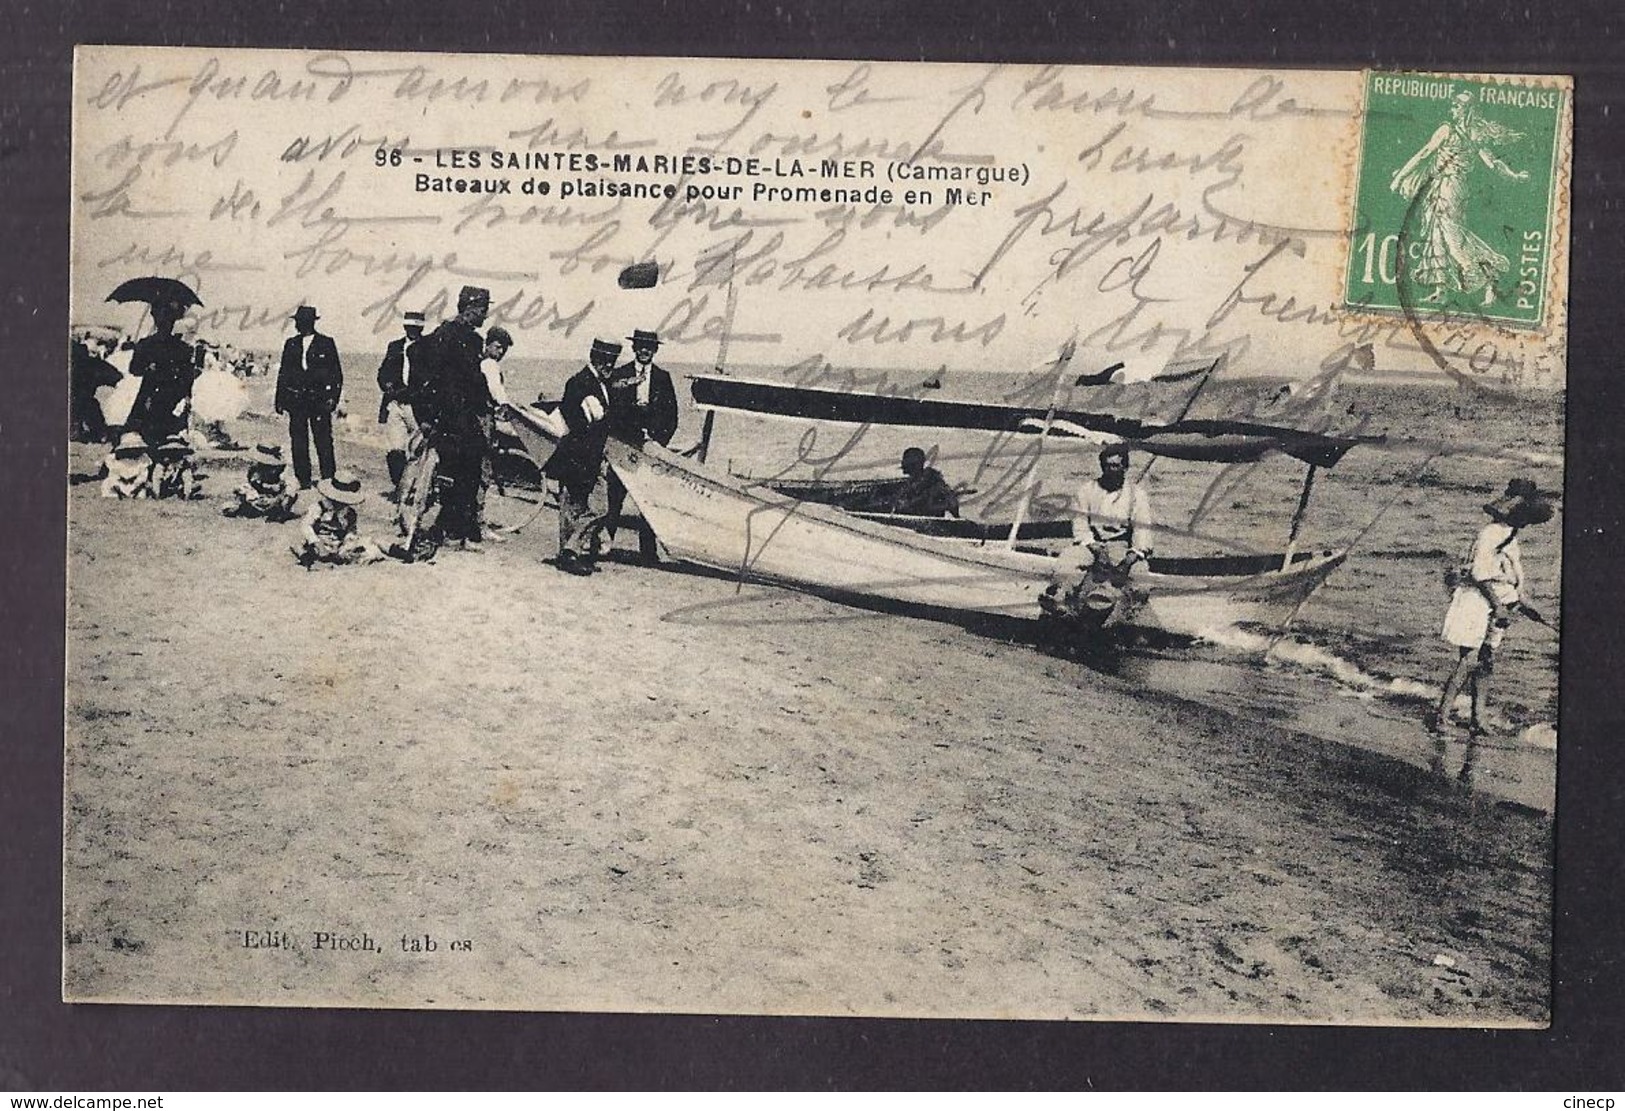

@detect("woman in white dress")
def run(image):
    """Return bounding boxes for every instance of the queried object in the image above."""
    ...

[1429,479,1553,735]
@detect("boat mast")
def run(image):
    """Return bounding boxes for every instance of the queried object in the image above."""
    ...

[1281,464,1319,568]
[1136,354,1223,485]
[694,279,738,464]
[1005,335,1078,549]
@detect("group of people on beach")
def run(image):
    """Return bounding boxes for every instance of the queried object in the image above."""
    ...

[88,294,214,502]
[84,281,685,574]
[375,284,681,572]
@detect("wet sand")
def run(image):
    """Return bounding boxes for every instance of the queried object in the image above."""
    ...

[62,424,1551,1022]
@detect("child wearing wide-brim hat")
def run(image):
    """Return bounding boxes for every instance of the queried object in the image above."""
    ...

[150,434,202,500]
[1430,477,1555,738]
[223,442,298,522]
[291,469,384,568]
[101,431,154,499]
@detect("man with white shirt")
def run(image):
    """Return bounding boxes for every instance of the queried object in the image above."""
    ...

[375,309,425,500]
[275,304,343,489]
[1041,446,1156,629]
[1069,445,1156,570]
[605,329,679,562]
[474,325,516,529]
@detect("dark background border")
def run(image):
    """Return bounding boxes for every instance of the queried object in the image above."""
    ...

[5,0,1621,1090]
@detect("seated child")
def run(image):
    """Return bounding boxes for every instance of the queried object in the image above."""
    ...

[290,470,385,568]
[100,432,153,499]
[151,435,203,499]
[222,443,298,521]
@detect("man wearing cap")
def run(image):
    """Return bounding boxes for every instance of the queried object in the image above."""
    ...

[604,328,680,562]
[1070,446,1156,567]
[275,305,344,489]
[376,309,425,500]
[411,286,491,548]
[545,338,622,574]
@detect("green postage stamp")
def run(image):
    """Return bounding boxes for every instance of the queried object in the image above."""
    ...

[1345,71,1567,328]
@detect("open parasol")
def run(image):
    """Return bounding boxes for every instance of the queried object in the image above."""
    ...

[106,276,203,308]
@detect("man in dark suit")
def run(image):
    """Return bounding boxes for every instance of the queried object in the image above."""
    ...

[544,337,621,574]
[275,304,343,488]
[412,286,492,548]
[605,328,679,562]
[375,309,425,499]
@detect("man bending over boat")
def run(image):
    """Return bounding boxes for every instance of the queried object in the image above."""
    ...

[545,338,623,575]
[887,447,960,518]
[1041,446,1156,627]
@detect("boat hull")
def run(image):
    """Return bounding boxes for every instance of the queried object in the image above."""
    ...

[508,406,1344,633]
[1130,552,1346,636]
[605,438,1056,618]
[601,432,1345,632]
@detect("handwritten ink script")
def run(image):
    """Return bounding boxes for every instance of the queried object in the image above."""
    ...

[73,48,1570,389]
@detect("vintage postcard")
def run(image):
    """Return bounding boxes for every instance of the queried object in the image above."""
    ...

[65,46,1569,1022]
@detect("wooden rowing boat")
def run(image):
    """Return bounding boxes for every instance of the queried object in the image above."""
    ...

[508,406,1348,633]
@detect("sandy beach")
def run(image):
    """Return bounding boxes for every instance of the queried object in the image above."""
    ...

[60,416,1551,1024]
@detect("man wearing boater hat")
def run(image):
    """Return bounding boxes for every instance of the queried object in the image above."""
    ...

[413,286,493,549]
[275,304,344,489]
[376,309,426,500]
[605,328,680,562]
[544,337,622,574]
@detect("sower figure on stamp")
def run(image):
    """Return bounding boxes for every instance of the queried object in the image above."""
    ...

[275,305,343,490]
[376,309,425,501]
[1389,92,1529,309]
[545,337,621,576]
[605,328,679,563]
